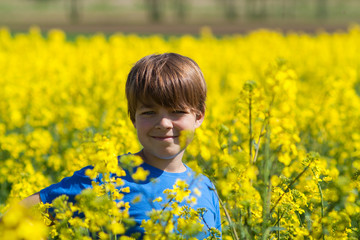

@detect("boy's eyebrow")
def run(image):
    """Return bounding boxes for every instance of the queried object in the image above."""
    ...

[138,102,155,109]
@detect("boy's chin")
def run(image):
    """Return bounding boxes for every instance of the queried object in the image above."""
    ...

[153,149,185,160]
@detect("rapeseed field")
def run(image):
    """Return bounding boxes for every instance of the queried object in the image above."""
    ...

[0,26,360,239]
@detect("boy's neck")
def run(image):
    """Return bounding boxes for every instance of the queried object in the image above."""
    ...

[136,149,187,173]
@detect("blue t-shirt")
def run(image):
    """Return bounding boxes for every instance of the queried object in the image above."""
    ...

[40,158,221,239]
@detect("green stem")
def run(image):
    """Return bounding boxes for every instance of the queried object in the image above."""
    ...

[261,121,272,236]
[252,118,266,164]
[252,95,274,164]
[270,162,312,214]
[247,90,253,236]
[312,169,325,240]
[161,197,174,214]
[277,208,280,239]
[213,190,239,240]
[249,90,253,163]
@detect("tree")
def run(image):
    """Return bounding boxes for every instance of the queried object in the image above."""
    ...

[172,0,187,21]
[245,0,267,19]
[145,0,163,22]
[69,0,80,23]
[316,0,328,19]
[223,0,238,21]
[30,0,81,23]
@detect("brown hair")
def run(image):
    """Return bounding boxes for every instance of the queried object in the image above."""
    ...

[126,53,207,122]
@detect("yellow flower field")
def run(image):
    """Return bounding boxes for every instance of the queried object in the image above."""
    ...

[0,26,360,239]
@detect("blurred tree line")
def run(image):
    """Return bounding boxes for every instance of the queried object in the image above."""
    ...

[28,0,348,23]
[31,0,81,23]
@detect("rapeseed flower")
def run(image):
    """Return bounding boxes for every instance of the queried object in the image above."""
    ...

[1,26,360,239]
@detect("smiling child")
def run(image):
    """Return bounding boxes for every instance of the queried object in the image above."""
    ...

[21,53,221,239]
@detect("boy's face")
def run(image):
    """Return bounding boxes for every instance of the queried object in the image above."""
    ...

[133,100,204,161]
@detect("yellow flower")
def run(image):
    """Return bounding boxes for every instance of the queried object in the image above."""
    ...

[132,167,150,181]
[2,26,360,240]
[153,197,163,203]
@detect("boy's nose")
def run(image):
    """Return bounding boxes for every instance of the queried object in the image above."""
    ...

[156,116,173,129]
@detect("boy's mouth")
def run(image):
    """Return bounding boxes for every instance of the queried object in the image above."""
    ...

[152,136,178,140]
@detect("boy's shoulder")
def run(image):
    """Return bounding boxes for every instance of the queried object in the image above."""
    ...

[190,170,216,192]
[116,154,213,184]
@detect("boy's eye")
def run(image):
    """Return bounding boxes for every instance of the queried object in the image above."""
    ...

[141,111,155,115]
[173,110,188,114]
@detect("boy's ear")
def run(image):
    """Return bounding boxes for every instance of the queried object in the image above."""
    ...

[194,113,205,128]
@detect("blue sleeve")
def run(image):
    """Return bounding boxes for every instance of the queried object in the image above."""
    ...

[212,183,222,234]
[207,180,222,234]
[195,175,222,238]
[39,165,94,204]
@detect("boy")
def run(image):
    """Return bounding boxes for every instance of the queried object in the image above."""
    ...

[21,53,221,238]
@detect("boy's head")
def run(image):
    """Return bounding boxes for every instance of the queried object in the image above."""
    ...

[126,53,206,123]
